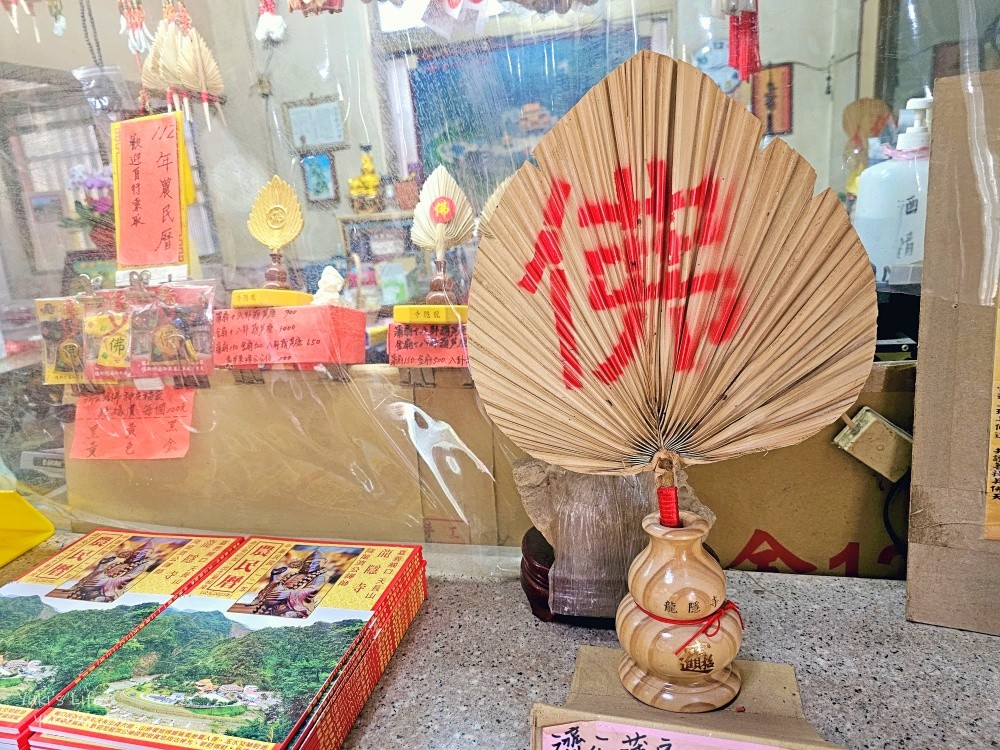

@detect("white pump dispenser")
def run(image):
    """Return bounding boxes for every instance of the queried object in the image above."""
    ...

[895,97,932,150]
[852,96,933,285]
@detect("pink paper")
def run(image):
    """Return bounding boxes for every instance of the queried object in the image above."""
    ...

[71,386,194,460]
[213,306,366,368]
[542,721,787,750]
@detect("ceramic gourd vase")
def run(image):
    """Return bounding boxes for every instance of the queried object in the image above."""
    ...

[616,510,744,712]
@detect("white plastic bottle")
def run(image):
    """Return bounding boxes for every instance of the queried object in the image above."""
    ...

[852,97,932,285]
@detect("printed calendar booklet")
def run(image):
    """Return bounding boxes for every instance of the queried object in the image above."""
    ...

[0,530,242,744]
[35,537,423,750]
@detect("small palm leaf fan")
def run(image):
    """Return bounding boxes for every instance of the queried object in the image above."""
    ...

[467,51,877,712]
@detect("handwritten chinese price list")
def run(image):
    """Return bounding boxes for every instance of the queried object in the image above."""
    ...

[213,306,366,368]
[70,387,195,460]
[387,323,469,368]
[113,112,185,268]
[543,721,785,750]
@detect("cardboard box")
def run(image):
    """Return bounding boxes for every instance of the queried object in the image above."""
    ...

[64,366,427,541]
[531,646,841,749]
[59,360,913,580]
[409,367,498,545]
[907,69,1000,634]
[684,362,913,580]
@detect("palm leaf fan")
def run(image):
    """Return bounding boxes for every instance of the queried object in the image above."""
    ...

[411,165,475,305]
[141,22,168,103]
[467,51,876,523]
[412,165,475,260]
[176,28,225,131]
[156,19,187,114]
[478,176,513,240]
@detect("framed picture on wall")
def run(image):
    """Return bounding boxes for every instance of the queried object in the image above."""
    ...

[61,249,118,296]
[751,63,794,136]
[24,191,74,273]
[283,96,348,153]
[300,151,340,207]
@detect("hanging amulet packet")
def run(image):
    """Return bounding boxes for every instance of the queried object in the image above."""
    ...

[129,276,215,379]
[36,296,87,385]
[36,276,117,386]
[83,287,132,382]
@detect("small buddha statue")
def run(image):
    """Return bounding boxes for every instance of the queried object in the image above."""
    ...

[347,146,384,212]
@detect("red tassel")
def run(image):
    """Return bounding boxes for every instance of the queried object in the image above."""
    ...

[657,486,680,528]
[729,10,761,82]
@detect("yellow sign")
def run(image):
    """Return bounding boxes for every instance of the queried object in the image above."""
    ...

[986,303,1000,539]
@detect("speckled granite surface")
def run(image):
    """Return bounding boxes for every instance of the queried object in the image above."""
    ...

[2,535,995,750]
[344,574,998,750]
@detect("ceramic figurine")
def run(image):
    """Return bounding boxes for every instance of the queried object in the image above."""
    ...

[311,266,348,306]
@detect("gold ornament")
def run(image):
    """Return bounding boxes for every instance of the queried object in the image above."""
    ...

[247,175,304,254]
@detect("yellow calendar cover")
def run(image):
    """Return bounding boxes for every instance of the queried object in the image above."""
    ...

[36,538,423,750]
[0,529,240,739]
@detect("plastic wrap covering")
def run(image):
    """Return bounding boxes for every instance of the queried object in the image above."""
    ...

[0,0,991,581]
[516,459,717,618]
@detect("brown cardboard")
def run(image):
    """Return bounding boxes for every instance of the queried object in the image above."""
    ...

[683,361,914,579]
[907,69,1000,634]
[531,646,842,749]
[493,427,532,546]
[63,366,427,542]
[833,407,912,482]
[412,368,498,545]
[57,356,912,578]
[489,362,914,579]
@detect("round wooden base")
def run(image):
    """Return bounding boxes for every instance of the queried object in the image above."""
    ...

[618,653,742,713]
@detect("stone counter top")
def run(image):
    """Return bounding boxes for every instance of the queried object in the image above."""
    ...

[2,534,995,749]
[344,574,997,750]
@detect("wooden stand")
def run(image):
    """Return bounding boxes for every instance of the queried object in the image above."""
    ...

[531,646,842,749]
[616,511,743,712]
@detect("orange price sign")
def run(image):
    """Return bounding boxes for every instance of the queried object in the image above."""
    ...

[71,386,195,460]
[387,323,468,368]
[114,112,185,268]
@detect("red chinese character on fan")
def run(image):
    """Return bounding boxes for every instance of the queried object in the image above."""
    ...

[517,159,743,389]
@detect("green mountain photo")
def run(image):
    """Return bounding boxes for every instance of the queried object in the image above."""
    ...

[66,609,366,744]
[0,596,159,709]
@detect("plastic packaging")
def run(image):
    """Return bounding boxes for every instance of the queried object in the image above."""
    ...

[0,1,991,588]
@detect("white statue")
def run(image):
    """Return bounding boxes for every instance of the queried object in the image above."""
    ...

[311,265,349,306]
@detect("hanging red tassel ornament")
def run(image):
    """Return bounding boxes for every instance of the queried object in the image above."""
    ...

[728,1,760,82]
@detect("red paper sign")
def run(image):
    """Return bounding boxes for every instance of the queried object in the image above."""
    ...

[387,323,468,368]
[213,305,366,369]
[116,113,183,267]
[71,386,195,460]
